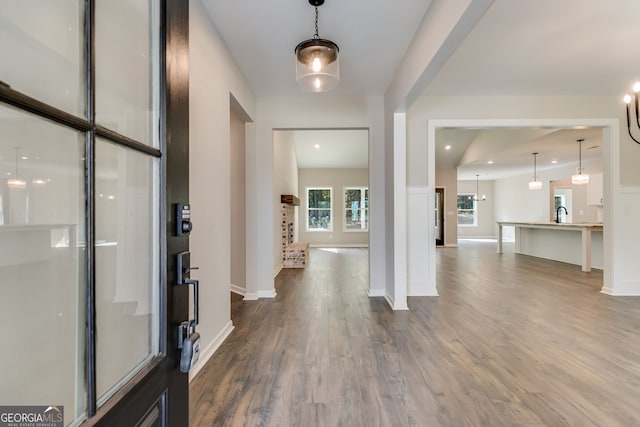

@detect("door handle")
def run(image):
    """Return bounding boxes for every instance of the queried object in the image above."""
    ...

[184,278,199,326]
[176,251,201,372]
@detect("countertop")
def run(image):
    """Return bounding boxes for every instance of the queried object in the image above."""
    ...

[497,221,603,229]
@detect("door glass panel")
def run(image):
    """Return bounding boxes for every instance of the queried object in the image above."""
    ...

[95,139,159,406]
[95,0,159,147]
[0,2,85,116]
[0,105,86,423]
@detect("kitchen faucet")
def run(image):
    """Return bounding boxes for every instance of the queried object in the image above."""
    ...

[555,206,568,223]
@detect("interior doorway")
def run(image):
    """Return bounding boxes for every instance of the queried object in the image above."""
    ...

[435,188,445,246]
[273,129,370,285]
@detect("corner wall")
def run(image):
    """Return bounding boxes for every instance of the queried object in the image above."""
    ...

[272,131,299,277]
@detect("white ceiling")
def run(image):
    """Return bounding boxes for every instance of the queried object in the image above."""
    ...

[291,129,368,169]
[204,0,640,178]
[437,127,603,181]
[201,0,432,97]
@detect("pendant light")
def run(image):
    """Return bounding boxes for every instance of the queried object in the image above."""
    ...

[623,81,640,144]
[468,174,486,201]
[528,152,542,190]
[571,138,589,185]
[295,0,339,92]
[7,147,26,189]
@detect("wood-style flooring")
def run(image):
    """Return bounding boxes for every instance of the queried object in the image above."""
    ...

[189,241,640,426]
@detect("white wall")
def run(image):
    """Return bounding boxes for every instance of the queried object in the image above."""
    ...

[188,0,256,379]
[297,168,369,247]
[250,96,386,299]
[494,158,603,227]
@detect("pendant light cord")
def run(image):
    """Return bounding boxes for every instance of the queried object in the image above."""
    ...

[577,138,583,173]
[314,7,319,39]
[13,147,19,179]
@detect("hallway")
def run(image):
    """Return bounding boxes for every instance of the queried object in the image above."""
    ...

[190,244,640,426]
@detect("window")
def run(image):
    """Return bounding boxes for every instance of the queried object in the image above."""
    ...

[307,187,333,231]
[344,187,368,231]
[457,194,477,226]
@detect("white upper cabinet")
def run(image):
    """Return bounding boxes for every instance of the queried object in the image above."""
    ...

[587,173,604,206]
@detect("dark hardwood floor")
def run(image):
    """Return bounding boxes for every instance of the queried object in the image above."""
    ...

[190,242,640,426]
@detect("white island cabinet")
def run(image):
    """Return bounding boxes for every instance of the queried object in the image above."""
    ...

[497,221,603,272]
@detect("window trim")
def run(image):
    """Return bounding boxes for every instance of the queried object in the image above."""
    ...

[306,186,333,232]
[457,193,478,227]
[343,186,369,232]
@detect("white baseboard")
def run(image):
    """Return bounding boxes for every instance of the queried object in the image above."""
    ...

[309,244,369,248]
[257,289,277,298]
[408,281,439,296]
[384,294,409,311]
[230,284,245,296]
[189,320,234,382]
[458,236,497,240]
[601,280,640,296]
[367,288,385,297]
[243,293,258,301]
[273,264,283,278]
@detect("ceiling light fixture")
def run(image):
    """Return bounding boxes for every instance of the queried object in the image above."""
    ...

[295,0,339,92]
[7,147,26,189]
[528,152,542,190]
[571,138,589,185]
[623,82,640,144]
[468,174,486,201]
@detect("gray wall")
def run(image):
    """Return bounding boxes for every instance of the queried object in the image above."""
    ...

[298,168,369,247]
[457,179,496,239]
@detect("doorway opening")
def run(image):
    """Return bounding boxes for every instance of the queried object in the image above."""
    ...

[435,188,445,246]
[427,119,614,297]
[273,129,370,287]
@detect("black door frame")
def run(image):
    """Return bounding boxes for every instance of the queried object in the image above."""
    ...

[436,188,445,246]
[0,0,190,425]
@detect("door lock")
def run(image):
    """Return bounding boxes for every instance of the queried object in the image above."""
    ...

[176,251,200,373]
[178,321,200,373]
[175,203,192,235]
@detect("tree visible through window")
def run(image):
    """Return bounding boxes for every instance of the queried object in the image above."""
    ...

[344,187,368,231]
[457,194,477,226]
[307,187,333,231]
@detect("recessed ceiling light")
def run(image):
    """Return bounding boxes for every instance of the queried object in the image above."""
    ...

[487,160,494,164]
[551,159,558,164]
[314,144,320,149]
[21,156,28,160]
[445,145,451,150]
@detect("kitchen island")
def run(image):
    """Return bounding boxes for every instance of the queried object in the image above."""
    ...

[497,221,603,272]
